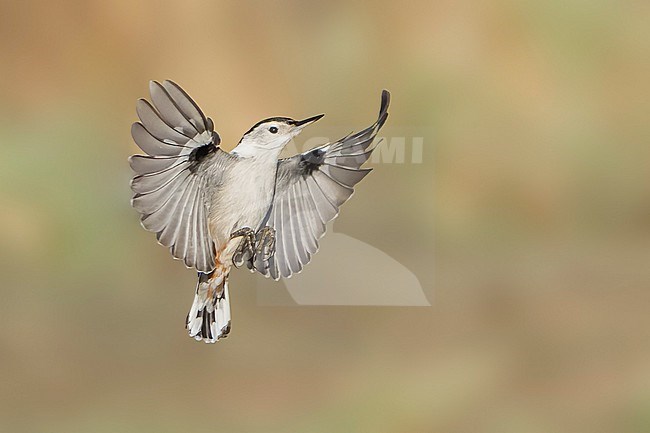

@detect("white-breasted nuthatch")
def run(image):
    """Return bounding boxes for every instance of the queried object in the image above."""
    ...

[129,81,390,343]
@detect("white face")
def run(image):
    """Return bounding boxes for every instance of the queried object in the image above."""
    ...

[246,121,298,150]
[234,114,324,157]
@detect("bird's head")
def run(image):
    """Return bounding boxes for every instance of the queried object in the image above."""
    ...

[234,114,324,157]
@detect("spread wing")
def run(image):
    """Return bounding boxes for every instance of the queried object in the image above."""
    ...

[251,90,391,280]
[129,80,231,273]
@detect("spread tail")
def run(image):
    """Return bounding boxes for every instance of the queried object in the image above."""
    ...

[186,268,231,343]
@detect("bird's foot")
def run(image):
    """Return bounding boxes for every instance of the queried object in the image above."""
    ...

[249,226,276,272]
[256,226,276,261]
[231,227,255,268]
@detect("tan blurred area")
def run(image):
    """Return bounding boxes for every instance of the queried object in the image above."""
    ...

[1,1,649,432]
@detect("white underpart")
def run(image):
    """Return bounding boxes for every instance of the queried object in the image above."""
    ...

[207,150,281,251]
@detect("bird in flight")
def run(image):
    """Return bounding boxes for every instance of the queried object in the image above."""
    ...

[129,81,390,343]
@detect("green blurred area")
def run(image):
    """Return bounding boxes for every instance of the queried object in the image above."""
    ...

[1,1,649,432]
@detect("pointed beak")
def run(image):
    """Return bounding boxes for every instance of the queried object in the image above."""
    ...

[293,114,324,128]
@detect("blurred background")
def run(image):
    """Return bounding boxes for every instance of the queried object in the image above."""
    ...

[1,1,649,432]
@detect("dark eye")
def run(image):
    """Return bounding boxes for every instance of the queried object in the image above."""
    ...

[269,126,278,134]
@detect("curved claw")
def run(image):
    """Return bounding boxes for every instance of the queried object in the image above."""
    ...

[249,226,276,271]
[231,227,255,268]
